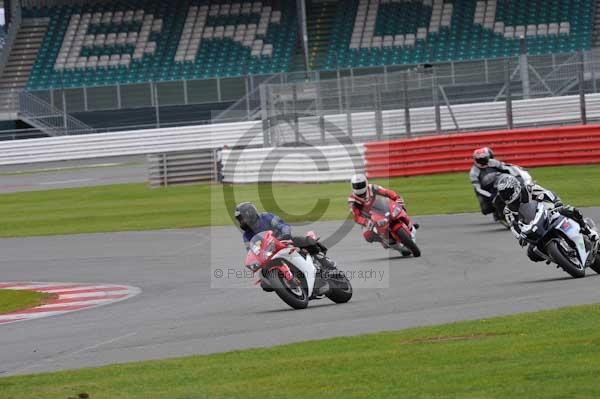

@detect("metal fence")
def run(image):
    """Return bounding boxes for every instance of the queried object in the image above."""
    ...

[15,48,600,137]
[24,50,592,119]
[262,50,599,146]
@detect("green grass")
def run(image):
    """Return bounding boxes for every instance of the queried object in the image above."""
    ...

[2,165,600,237]
[0,289,52,314]
[2,303,600,398]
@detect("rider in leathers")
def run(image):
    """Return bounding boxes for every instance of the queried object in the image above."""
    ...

[497,175,598,262]
[348,174,410,247]
[234,202,335,280]
[470,147,523,216]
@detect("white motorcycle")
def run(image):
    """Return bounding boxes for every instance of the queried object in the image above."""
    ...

[245,230,353,309]
[517,201,600,278]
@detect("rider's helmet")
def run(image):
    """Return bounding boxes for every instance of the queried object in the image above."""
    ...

[234,202,259,231]
[473,147,494,167]
[496,174,522,205]
[351,173,368,198]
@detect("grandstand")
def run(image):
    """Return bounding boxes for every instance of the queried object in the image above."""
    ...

[0,0,596,135]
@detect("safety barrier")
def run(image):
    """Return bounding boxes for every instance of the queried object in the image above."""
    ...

[268,92,600,145]
[222,144,365,183]
[365,124,600,178]
[1,93,599,168]
[0,121,262,166]
[147,149,217,187]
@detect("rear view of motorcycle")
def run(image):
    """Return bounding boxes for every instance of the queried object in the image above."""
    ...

[245,230,353,309]
[517,202,600,278]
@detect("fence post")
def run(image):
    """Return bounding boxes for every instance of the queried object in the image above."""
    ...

[590,50,598,93]
[83,86,88,111]
[403,71,411,137]
[292,84,299,144]
[216,77,222,102]
[183,79,189,105]
[505,59,514,130]
[374,77,383,140]
[116,82,122,109]
[519,37,530,99]
[578,51,587,125]
[345,77,353,140]
[245,76,251,118]
[61,89,67,132]
[433,68,441,134]
[316,79,325,144]
[337,69,343,113]
[260,83,271,146]
[152,82,160,128]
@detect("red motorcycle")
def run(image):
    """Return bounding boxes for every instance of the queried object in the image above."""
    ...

[368,196,421,257]
[244,230,353,310]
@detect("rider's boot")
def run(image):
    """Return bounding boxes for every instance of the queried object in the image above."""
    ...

[314,252,336,270]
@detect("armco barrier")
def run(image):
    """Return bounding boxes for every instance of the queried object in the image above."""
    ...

[0,121,262,166]
[365,124,600,178]
[222,145,365,183]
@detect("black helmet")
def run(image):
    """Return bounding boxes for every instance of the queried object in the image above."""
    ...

[496,174,522,205]
[234,202,259,230]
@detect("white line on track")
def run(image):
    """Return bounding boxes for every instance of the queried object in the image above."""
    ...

[38,178,93,186]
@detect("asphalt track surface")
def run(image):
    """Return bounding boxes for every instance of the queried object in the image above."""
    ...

[0,156,147,193]
[2,210,600,376]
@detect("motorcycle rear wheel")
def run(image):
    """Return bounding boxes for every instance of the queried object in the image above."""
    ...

[546,240,586,279]
[395,227,421,258]
[325,271,353,304]
[269,266,309,309]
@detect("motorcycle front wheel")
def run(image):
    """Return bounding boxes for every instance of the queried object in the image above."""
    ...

[395,227,421,257]
[546,240,586,278]
[268,266,309,309]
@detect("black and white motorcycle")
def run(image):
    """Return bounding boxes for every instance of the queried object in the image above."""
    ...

[516,201,600,278]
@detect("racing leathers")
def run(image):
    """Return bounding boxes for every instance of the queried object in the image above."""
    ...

[503,183,594,262]
[470,159,521,215]
[348,184,404,245]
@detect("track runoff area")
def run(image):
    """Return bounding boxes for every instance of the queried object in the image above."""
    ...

[1,165,600,397]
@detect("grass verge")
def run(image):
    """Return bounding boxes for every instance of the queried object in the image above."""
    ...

[0,289,53,314]
[2,303,600,398]
[2,165,600,237]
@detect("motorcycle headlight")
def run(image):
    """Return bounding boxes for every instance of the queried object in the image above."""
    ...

[246,262,261,272]
[264,241,276,259]
[251,241,261,256]
[377,218,388,227]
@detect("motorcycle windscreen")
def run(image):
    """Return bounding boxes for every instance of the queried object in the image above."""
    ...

[371,196,390,215]
[245,232,268,268]
[518,201,539,224]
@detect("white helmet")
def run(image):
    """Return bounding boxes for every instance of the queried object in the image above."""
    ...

[351,173,368,197]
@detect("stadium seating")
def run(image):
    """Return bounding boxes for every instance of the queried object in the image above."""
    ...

[21,0,594,89]
[24,0,297,89]
[324,0,593,70]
